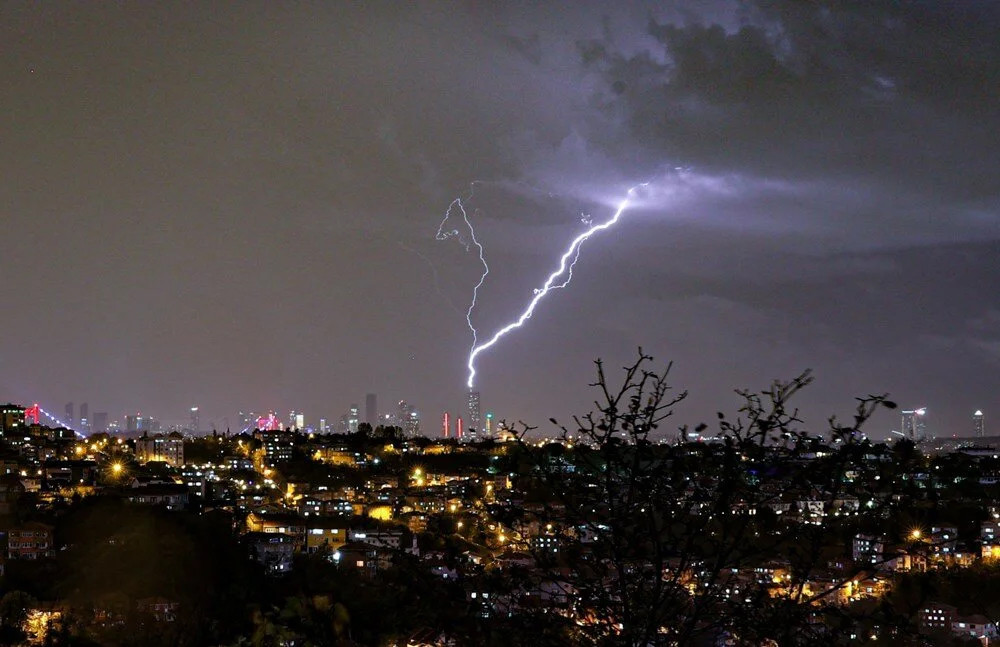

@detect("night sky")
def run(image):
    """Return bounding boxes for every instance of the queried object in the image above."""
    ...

[3,2,998,438]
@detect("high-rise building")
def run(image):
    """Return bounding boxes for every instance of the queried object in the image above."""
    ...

[135,432,185,466]
[485,412,493,437]
[348,405,360,433]
[365,394,377,426]
[901,408,927,440]
[190,407,200,432]
[92,412,108,434]
[442,412,450,438]
[467,391,481,438]
[397,400,419,435]
[126,414,157,433]
[975,410,986,437]
[256,429,294,466]
[64,402,74,429]
[79,403,90,434]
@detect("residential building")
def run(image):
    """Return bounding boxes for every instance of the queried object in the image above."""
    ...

[7,522,55,560]
[135,432,185,466]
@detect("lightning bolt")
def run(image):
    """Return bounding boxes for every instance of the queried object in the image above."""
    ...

[466,183,647,388]
[436,195,490,358]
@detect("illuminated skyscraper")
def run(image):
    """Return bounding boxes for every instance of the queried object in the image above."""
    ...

[348,404,360,433]
[64,402,74,428]
[190,407,200,432]
[901,408,927,440]
[975,410,985,437]
[397,400,419,435]
[126,414,157,433]
[79,403,90,434]
[467,391,481,438]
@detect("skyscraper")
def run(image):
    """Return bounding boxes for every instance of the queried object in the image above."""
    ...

[467,390,481,438]
[126,414,154,433]
[975,410,985,437]
[365,394,377,426]
[79,402,89,434]
[397,400,419,435]
[348,404,360,433]
[190,406,200,432]
[901,408,927,440]
[64,402,74,428]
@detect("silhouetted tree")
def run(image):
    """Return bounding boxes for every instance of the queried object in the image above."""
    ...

[482,350,919,646]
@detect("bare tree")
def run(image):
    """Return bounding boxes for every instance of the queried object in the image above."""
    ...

[483,350,919,646]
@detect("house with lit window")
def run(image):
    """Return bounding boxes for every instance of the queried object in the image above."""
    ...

[919,603,957,633]
[246,532,294,574]
[305,518,349,554]
[338,541,380,576]
[952,613,999,641]
[7,521,55,560]
[246,511,306,549]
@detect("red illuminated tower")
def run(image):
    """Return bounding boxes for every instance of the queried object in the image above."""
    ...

[256,412,281,431]
[24,403,40,425]
[442,412,450,438]
[456,417,464,440]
